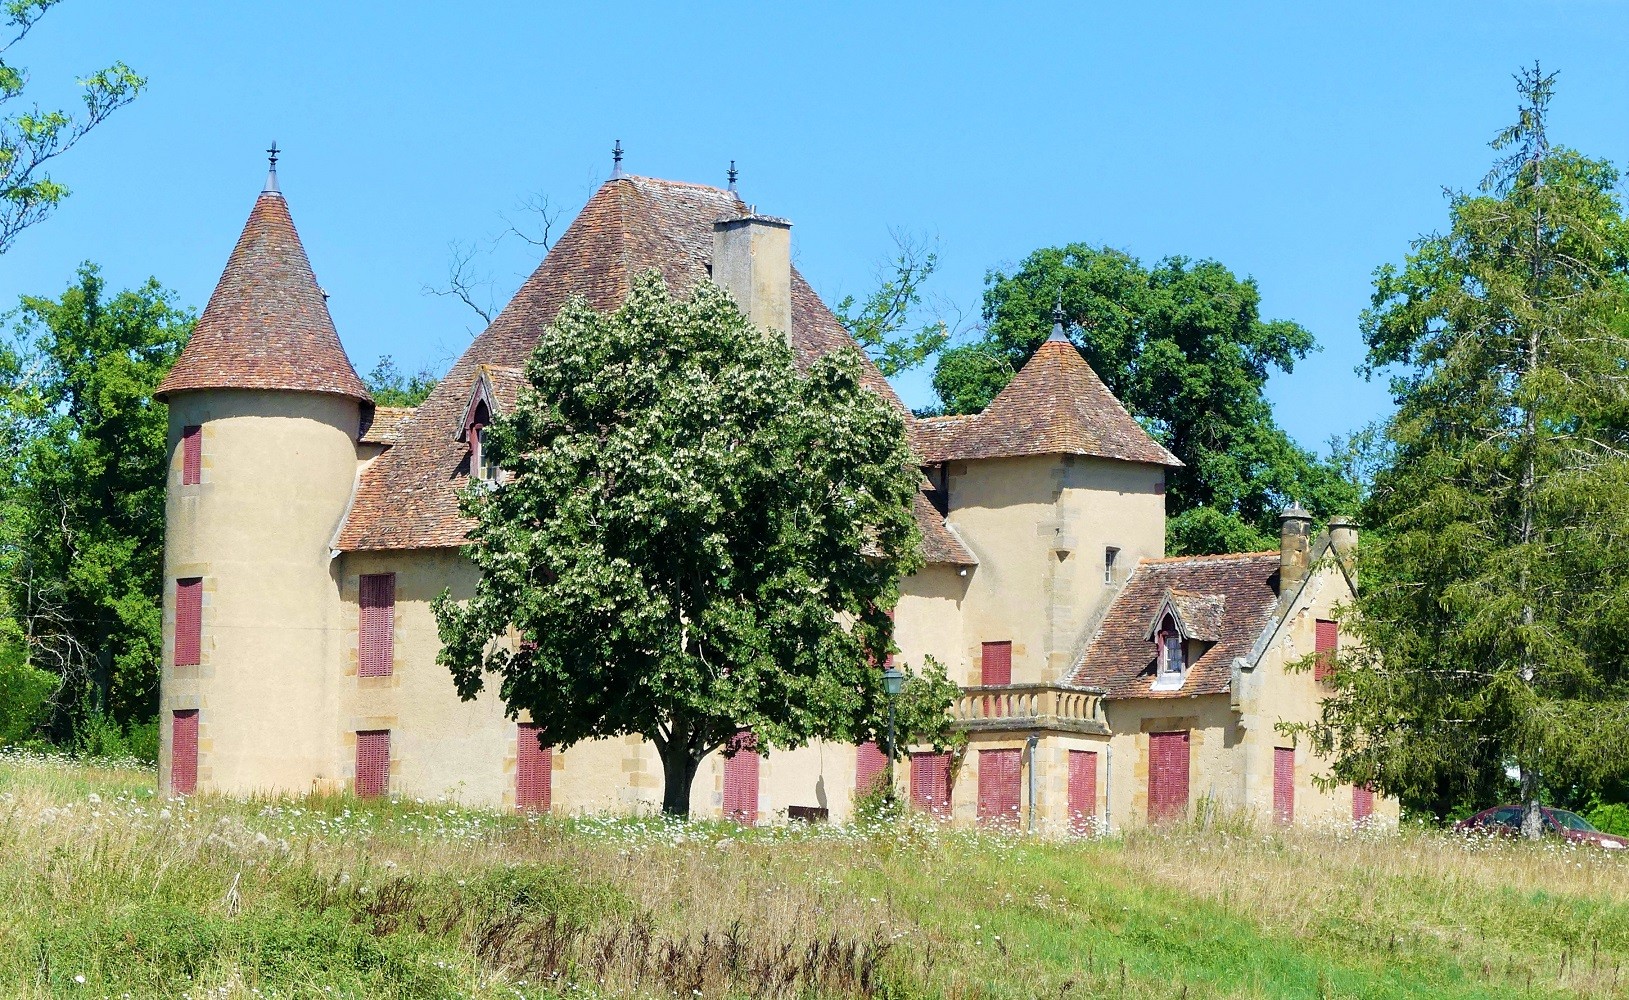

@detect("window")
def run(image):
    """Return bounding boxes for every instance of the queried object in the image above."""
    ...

[181,425,202,485]
[855,741,887,794]
[1103,546,1120,584]
[356,730,390,798]
[723,731,760,825]
[910,751,952,818]
[1353,784,1375,824]
[358,573,396,677]
[175,578,203,667]
[467,401,498,482]
[1315,619,1338,681]
[976,747,1021,828]
[980,640,1012,686]
[1068,749,1098,835]
[1158,616,1183,676]
[1147,730,1190,823]
[171,709,199,795]
[516,723,552,812]
[1273,747,1295,825]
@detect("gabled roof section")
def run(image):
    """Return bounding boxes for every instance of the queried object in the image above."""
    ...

[915,339,1178,467]
[334,174,912,552]
[1147,589,1225,643]
[457,365,526,441]
[1070,551,1280,699]
[358,406,415,446]
[156,185,370,403]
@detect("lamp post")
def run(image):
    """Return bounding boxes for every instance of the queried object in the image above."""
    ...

[882,666,905,803]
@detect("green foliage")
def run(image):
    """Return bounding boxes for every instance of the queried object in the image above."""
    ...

[834,233,949,377]
[0,264,192,732]
[0,616,52,742]
[934,246,1357,553]
[365,353,440,406]
[0,1,145,254]
[1295,67,1629,827]
[1585,798,1629,837]
[71,703,157,762]
[435,272,931,815]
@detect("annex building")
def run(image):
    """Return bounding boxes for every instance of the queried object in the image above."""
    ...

[154,154,1396,833]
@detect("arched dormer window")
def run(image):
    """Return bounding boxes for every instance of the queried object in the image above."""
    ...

[459,364,524,484]
[466,400,497,481]
[1158,614,1183,677]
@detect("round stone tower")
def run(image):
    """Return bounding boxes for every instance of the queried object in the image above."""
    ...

[154,156,372,796]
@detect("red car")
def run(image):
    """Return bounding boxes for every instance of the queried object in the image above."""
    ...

[1455,805,1629,850]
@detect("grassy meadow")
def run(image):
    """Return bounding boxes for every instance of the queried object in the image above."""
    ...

[0,752,1624,999]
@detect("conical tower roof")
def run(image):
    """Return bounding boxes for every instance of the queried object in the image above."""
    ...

[918,338,1180,466]
[156,171,370,403]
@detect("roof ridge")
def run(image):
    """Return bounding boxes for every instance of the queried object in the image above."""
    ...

[1140,550,1279,565]
[623,173,738,195]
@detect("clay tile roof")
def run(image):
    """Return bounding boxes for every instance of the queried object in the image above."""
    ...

[921,340,1178,467]
[1069,551,1280,699]
[1154,590,1226,642]
[156,188,370,403]
[358,406,416,446]
[334,174,923,553]
[914,491,977,566]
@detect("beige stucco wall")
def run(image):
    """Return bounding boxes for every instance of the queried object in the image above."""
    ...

[159,389,361,797]
[946,455,1165,685]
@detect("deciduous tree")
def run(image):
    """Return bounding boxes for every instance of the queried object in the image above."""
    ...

[434,273,950,816]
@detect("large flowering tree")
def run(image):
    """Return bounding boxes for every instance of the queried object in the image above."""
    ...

[435,272,951,816]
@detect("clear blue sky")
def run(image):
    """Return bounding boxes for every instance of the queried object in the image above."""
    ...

[10,1,1629,452]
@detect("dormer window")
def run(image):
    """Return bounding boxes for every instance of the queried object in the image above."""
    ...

[467,402,498,481]
[1158,615,1184,677]
[459,364,524,484]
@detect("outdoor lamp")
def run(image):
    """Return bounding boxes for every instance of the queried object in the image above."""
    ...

[881,665,905,804]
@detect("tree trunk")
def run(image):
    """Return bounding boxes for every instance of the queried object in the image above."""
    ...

[1519,765,1544,840]
[659,742,700,817]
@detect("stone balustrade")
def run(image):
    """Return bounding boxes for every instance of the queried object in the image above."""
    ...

[951,683,1109,735]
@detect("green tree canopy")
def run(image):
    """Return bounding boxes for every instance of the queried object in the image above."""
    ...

[0,265,191,731]
[0,1,144,254]
[364,354,439,407]
[931,247,1355,554]
[1294,67,1629,835]
[434,272,953,816]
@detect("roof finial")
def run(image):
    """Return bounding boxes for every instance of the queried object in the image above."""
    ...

[1048,291,1069,342]
[611,139,624,179]
[727,160,738,193]
[263,140,281,195]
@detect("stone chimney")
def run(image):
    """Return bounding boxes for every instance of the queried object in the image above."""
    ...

[1328,516,1359,568]
[1278,505,1313,594]
[712,212,792,338]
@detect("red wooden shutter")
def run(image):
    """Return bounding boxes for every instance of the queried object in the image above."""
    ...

[181,425,201,485]
[981,641,1012,685]
[977,748,1022,828]
[723,731,759,825]
[358,574,396,677]
[855,741,887,794]
[1353,784,1375,823]
[1068,749,1098,834]
[170,709,199,795]
[356,730,390,798]
[1147,730,1190,823]
[174,578,202,667]
[1273,747,1295,824]
[516,723,552,812]
[909,751,952,818]
[1315,619,1338,681]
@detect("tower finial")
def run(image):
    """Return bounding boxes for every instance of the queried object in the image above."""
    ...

[1048,291,1069,342]
[264,140,281,194]
[727,159,738,193]
[611,139,624,179]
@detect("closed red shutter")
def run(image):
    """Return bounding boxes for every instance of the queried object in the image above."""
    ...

[358,574,396,677]
[981,641,1012,686]
[855,740,887,794]
[1068,749,1098,834]
[1315,619,1338,681]
[181,425,201,485]
[356,730,390,798]
[174,578,202,667]
[171,709,198,795]
[977,747,1022,828]
[1273,747,1295,824]
[516,723,552,812]
[909,751,952,818]
[1147,730,1190,823]
[1353,784,1375,823]
[723,731,759,825]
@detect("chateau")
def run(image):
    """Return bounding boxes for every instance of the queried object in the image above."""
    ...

[155,154,1394,832]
